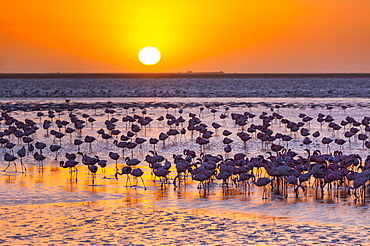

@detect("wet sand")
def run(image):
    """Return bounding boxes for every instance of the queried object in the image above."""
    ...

[1,201,370,246]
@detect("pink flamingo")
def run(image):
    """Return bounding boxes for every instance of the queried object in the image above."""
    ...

[159,132,168,147]
[196,137,209,152]
[50,144,61,160]
[109,152,120,170]
[16,146,27,172]
[88,164,98,185]
[34,152,46,171]
[71,139,82,153]
[253,177,272,199]
[192,173,208,189]
[84,135,96,151]
[322,137,333,153]
[115,166,132,186]
[60,159,79,181]
[358,133,368,149]
[130,168,146,190]
[153,167,170,186]
[3,153,18,172]
[113,140,127,156]
[35,141,47,155]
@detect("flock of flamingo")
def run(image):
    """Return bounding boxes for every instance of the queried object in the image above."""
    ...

[1,100,370,200]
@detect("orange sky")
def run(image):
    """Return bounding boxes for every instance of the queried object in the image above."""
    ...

[0,0,369,73]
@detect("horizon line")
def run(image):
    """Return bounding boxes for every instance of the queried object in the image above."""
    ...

[0,72,369,79]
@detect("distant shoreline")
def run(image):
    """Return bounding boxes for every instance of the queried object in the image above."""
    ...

[0,72,369,79]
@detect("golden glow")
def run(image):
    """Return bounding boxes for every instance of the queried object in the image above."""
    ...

[0,1,369,73]
[138,47,161,66]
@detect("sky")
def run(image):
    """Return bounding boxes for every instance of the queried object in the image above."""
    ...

[0,0,369,73]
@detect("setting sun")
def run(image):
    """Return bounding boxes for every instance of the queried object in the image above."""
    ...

[138,47,161,66]
[0,1,369,73]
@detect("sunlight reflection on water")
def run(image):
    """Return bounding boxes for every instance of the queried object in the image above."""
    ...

[0,97,370,229]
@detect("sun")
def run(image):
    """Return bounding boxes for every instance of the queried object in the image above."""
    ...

[138,47,161,66]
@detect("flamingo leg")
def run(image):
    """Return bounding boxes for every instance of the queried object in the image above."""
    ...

[74,167,78,182]
[69,168,75,181]
[20,159,27,173]
[4,162,11,171]
[13,161,17,172]
[139,176,146,190]
[125,174,131,187]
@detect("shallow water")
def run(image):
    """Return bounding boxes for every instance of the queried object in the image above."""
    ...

[0,74,369,98]
[0,98,370,245]
[3,202,370,245]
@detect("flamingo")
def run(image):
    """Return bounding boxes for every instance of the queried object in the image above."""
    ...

[65,153,77,160]
[287,175,305,197]
[180,128,187,141]
[125,157,141,166]
[149,138,159,151]
[253,177,272,199]
[5,142,16,154]
[322,137,333,153]
[28,143,34,153]
[88,164,98,185]
[74,139,83,152]
[216,169,232,188]
[113,140,127,156]
[54,132,65,144]
[298,172,312,186]
[348,176,370,198]
[35,141,47,154]
[130,168,146,190]
[126,142,138,157]
[358,133,368,149]
[153,167,171,186]
[37,112,44,121]
[34,152,46,171]
[365,141,370,150]
[65,127,75,138]
[3,153,18,172]
[115,166,132,186]
[224,144,232,156]
[88,117,96,128]
[312,131,320,143]
[211,122,221,134]
[80,153,99,167]
[344,131,355,147]
[84,135,96,150]
[96,157,108,178]
[238,172,254,194]
[173,159,191,187]
[303,137,312,147]
[223,137,233,145]
[60,159,79,171]
[159,132,168,147]
[50,144,61,160]
[16,146,27,172]
[196,137,209,152]
[60,159,79,181]
[192,173,208,189]
[237,132,252,149]
[22,136,33,147]
[109,152,120,170]
[335,138,346,149]
[282,135,293,148]
[135,137,147,149]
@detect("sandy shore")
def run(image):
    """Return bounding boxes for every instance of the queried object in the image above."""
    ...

[0,201,369,245]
